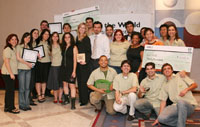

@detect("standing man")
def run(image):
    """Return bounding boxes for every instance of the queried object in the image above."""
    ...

[153,63,198,127]
[105,24,114,43]
[40,20,49,33]
[89,21,110,71]
[124,21,136,42]
[135,62,165,119]
[113,60,139,121]
[159,24,168,45]
[85,17,94,36]
[87,55,117,115]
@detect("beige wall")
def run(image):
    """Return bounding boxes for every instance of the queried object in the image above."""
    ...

[0,0,199,89]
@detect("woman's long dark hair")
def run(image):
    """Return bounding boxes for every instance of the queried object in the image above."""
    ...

[38,29,51,45]
[4,34,19,50]
[61,32,75,53]
[20,32,31,48]
[30,28,39,49]
[50,32,60,52]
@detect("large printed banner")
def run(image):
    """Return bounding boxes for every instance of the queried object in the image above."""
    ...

[142,45,193,72]
[54,6,153,32]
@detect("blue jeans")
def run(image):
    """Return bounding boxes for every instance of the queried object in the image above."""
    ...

[18,69,31,108]
[158,100,195,127]
[109,65,121,74]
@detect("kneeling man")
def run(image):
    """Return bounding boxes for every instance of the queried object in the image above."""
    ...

[113,60,139,121]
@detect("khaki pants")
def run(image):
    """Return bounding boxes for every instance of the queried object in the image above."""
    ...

[90,91,115,115]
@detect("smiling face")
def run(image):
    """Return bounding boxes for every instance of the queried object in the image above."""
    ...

[40,22,48,31]
[42,31,50,41]
[52,33,59,43]
[93,24,102,34]
[32,30,39,40]
[64,34,71,44]
[160,27,168,38]
[146,65,156,78]
[162,65,173,78]
[121,63,131,74]
[106,26,113,37]
[99,56,108,68]
[86,19,93,29]
[168,26,176,38]
[115,31,123,42]
[132,34,140,45]
[126,24,134,34]
[78,24,86,35]
[145,30,154,42]
[9,36,18,47]
[24,35,31,44]
[63,25,71,33]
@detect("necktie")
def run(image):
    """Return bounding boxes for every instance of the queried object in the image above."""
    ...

[93,35,97,58]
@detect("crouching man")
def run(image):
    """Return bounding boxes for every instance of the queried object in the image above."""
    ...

[153,63,198,127]
[113,60,139,121]
[87,55,117,115]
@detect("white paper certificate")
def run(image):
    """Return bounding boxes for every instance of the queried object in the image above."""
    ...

[22,48,39,63]
[77,53,85,63]
[33,45,45,58]
[142,45,193,72]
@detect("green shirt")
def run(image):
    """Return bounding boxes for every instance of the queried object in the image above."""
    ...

[38,41,50,63]
[1,47,18,75]
[164,39,185,46]
[159,73,197,106]
[113,73,139,97]
[51,45,62,66]
[140,74,165,107]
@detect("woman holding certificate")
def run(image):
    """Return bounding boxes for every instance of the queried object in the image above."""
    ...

[60,32,78,109]
[1,34,20,114]
[16,32,33,111]
[109,29,130,74]
[35,29,51,103]
[47,32,63,103]
[76,23,91,106]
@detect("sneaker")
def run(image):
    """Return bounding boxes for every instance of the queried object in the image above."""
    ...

[127,115,135,121]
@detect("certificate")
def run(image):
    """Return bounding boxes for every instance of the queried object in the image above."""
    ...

[22,48,39,63]
[142,45,193,72]
[77,53,85,63]
[94,79,112,93]
[34,45,45,58]
[49,22,62,34]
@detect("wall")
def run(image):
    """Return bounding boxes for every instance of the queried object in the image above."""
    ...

[0,0,199,89]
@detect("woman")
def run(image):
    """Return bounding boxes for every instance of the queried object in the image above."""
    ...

[35,29,51,103]
[1,34,20,114]
[47,32,63,103]
[60,32,78,109]
[126,32,146,83]
[16,32,32,111]
[140,27,147,46]
[109,29,130,73]
[165,24,185,46]
[29,28,39,106]
[144,28,164,46]
[76,23,91,106]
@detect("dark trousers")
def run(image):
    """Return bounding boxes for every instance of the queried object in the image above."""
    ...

[29,67,37,100]
[77,64,90,104]
[2,75,16,111]
[90,59,99,72]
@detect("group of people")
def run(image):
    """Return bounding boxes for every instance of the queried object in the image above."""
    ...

[1,17,198,127]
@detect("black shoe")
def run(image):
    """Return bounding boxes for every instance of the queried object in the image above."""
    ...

[30,101,37,106]
[19,107,27,111]
[71,98,76,110]
[80,103,87,106]
[127,115,135,121]
[62,94,70,105]
[9,109,20,114]
[4,108,9,112]
[26,107,32,110]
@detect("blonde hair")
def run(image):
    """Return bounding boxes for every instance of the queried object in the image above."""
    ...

[77,23,88,41]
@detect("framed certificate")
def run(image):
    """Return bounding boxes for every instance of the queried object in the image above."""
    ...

[22,48,39,63]
[49,22,62,34]
[34,45,45,58]
[94,79,112,93]
[77,53,85,63]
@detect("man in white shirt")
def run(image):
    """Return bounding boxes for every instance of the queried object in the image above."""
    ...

[89,21,110,71]
[105,24,114,43]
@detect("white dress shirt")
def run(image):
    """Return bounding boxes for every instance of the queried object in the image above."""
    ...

[89,32,110,59]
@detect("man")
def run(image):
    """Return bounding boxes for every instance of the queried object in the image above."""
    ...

[85,17,94,36]
[124,21,136,42]
[134,62,165,119]
[40,20,49,33]
[59,23,76,42]
[87,55,117,115]
[159,24,168,45]
[105,24,114,43]
[113,60,139,121]
[89,21,110,70]
[153,63,198,127]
